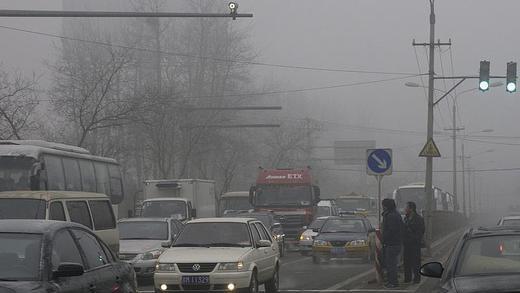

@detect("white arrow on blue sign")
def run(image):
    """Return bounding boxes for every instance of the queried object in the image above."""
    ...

[366,148,393,176]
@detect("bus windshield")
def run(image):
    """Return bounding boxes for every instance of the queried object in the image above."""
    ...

[395,187,426,212]
[0,157,35,192]
[255,184,312,207]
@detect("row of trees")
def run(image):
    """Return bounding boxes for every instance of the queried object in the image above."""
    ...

[0,1,322,212]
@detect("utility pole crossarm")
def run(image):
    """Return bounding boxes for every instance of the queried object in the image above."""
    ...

[0,10,253,18]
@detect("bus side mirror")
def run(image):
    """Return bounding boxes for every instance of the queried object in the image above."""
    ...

[313,186,321,203]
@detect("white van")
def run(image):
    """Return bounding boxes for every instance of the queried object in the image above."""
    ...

[0,191,119,252]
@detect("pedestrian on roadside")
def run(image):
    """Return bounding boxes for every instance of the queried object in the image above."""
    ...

[381,198,403,289]
[403,201,425,284]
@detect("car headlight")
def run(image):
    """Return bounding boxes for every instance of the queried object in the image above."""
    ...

[274,234,284,240]
[348,240,367,246]
[313,239,330,246]
[300,235,313,241]
[155,263,176,272]
[139,249,164,260]
[218,261,245,271]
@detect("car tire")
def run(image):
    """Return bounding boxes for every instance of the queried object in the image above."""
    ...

[265,265,279,293]
[312,254,320,264]
[244,270,259,293]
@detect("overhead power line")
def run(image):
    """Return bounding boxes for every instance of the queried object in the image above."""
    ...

[0,25,426,76]
[323,167,520,173]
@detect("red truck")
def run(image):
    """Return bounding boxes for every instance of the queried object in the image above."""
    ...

[249,167,321,245]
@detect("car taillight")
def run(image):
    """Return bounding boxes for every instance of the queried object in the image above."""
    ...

[111,284,122,293]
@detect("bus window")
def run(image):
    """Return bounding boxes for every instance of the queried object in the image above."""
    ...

[79,160,96,192]
[94,163,109,195]
[63,158,81,191]
[108,165,123,204]
[43,155,65,190]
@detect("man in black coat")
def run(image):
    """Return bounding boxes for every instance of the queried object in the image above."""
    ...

[381,198,403,288]
[403,201,425,284]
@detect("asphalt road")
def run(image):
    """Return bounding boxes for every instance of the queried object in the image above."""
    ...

[137,252,374,292]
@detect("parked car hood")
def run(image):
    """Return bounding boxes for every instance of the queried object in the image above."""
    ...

[0,281,45,293]
[159,247,252,263]
[120,239,164,254]
[452,275,520,293]
[315,232,367,242]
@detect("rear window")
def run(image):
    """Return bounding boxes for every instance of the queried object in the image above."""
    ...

[88,200,115,230]
[0,199,46,219]
[66,201,93,229]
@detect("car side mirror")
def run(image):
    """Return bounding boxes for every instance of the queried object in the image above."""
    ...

[420,262,444,279]
[191,209,197,218]
[256,240,272,248]
[302,226,308,230]
[161,241,173,248]
[53,263,84,278]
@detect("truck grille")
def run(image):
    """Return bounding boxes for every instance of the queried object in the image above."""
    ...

[177,263,217,273]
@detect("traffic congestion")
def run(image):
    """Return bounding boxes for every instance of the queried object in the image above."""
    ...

[1,1,520,293]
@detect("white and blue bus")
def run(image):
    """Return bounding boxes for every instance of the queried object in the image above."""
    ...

[0,140,124,210]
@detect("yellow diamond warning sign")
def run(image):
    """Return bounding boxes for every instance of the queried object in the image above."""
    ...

[419,138,441,157]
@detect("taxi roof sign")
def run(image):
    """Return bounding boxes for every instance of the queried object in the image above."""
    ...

[419,138,441,157]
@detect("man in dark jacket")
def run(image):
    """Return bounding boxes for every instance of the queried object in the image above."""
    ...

[382,198,403,288]
[403,201,425,284]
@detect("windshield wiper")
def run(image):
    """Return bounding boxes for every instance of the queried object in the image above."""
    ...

[207,243,247,247]
[171,243,210,248]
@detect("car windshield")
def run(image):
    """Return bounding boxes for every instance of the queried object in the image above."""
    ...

[220,197,252,212]
[309,218,327,230]
[501,219,520,226]
[142,201,187,220]
[255,185,312,206]
[321,219,366,233]
[316,206,331,217]
[457,235,520,276]
[174,222,251,247]
[0,199,46,219]
[0,157,35,192]
[0,233,42,281]
[119,221,168,240]
[336,199,371,211]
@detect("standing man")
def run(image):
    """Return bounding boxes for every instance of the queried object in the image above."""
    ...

[382,198,403,289]
[403,201,425,284]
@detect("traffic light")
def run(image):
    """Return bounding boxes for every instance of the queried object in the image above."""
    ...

[229,2,238,19]
[479,60,490,91]
[506,62,517,93]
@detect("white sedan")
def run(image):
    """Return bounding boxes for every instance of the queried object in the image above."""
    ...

[154,217,280,293]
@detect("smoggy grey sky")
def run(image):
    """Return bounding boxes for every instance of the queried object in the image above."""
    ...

[0,0,518,207]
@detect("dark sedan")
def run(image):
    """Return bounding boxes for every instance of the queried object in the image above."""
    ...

[312,216,375,263]
[421,226,520,293]
[0,220,137,293]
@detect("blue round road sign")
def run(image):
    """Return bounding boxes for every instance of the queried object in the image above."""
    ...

[367,149,392,175]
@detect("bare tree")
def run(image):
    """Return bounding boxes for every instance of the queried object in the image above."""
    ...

[0,67,38,140]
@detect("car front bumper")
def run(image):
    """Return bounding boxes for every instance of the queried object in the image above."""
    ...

[312,245,370,259]
[154,270,252,292]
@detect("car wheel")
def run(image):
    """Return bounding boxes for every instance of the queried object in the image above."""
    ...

[312,254,320,264]
[245,270,259,293]
[265,265,279,293]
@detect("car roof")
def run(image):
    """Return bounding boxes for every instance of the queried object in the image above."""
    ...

[0,191,109,200]
[143,198,187,202]
[188,217,257,224]
[0,219,85,234]
[469,226,520,237]
[118,217,180,223]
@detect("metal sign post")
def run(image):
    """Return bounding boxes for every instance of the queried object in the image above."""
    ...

[377,175,383,225]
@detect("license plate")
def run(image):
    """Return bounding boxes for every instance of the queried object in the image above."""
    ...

[182,276,210,285]
[331,247,346,255]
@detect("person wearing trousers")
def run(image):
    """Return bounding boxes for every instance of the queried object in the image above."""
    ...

[381,198,403,289]
[403,201,425,284]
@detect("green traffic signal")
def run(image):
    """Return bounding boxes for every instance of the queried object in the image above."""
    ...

[479,60,490,91]
[506,62,517,93]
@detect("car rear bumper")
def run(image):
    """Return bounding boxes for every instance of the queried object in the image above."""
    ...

[313,245,370,258]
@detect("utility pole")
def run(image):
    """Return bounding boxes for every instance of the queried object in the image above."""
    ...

[445,102,464,212]
[413,0,451,252]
